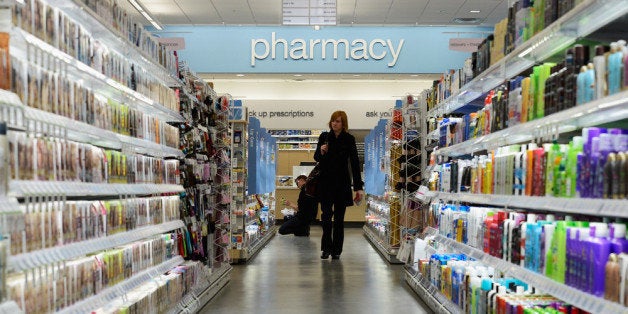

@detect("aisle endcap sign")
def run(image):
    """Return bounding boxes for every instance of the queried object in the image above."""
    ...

[251,32,405,67]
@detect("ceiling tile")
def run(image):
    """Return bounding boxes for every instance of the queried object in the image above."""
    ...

[249,0,281,24]
[211,0,255,24]
[387,0,428,20]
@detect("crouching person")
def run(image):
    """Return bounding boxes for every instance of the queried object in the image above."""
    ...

[278,175,318,236]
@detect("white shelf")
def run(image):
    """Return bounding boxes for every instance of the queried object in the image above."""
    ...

[58,256,184,314]
[1,95,183,158]
[363,225,403,264]
[0,301,23,314]
[271,134,320,138]
[278,148,316,151]
[8,220,185,272]
[426,191,628,218]
[9,181,184,198]
[172,264,232,314]
[404,267,461,314]
[435,90,628,157]
[276,141,317,144]
[43,0,180,88]
[424,227,628,314]
[427,0,628,118]
[10,28,183,123]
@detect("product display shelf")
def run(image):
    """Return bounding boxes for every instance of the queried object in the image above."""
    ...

[0,90,182,157]
[426,0,628,119]
[10,28,184,123]
[242,225,278,264]
[423,227,628,314]
[0,301,22,314]
[363,224,403,264]
[434,90,628,157]
[171,263,232,314]
[40,0,180,87]
[8,219,184,272]
[424,191,628,218]
[9,181,184,198]
[57,255,184,314]
[404,267,462,314]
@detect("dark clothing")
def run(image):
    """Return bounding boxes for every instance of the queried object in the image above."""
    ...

[314,130,363,255]
[278,187,318,236]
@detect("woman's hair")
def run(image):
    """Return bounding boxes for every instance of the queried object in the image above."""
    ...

[296,175,308,181]
[328,110,348,132]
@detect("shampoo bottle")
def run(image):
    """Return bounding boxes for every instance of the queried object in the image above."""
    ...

[608,42,623,95]
[576,65,588,105]
[605,253,621,302]
[593,45,608,100]
[587,223,611,296]
[609,223,628,254]
[0,122,7,196]
[584,63,596,103]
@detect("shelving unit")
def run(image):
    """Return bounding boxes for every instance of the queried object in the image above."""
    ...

[0,0,203,312]
[43,0,181,88]
[426,0,628,119]
[268,129,323,150]
[406,1,628,312]
[8,220,184,272]
[423,191,628,218]
[10,26,183,123]
[58,256,185,314]
[423,227,626,314]
[404,267,461,314]
[229,116,249,263]
[433,90,628,157]
[172,263,232,313]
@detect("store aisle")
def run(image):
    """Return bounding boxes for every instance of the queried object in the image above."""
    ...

[201,227,432,314]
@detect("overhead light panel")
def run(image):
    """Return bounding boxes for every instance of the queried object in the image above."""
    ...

[469,10,481,13]
[283,0,337,26]
[128,0,163,30]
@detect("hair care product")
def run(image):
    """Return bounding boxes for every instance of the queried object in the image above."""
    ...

[609,223,628,254]
[0,122,7,196]
[587,223,611,296]
[593,45,608,99]
[605,253,621,302]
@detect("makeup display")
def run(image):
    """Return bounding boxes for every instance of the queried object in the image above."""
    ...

[11,0,178,112]
[9,56,179,148]
[6,133,179,184]
[7,196,180,256]
[6,234,177,313]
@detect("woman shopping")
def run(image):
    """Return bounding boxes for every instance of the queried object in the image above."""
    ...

[314,110,364,260]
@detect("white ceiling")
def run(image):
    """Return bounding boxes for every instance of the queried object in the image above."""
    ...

[134,0,508,27]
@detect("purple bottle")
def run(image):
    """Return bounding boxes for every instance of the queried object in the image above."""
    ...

[586,223,611,296]
[609,223,628,254]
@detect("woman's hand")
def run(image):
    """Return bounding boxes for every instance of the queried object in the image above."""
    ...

[320,143,328,155]
[353,190,364,205]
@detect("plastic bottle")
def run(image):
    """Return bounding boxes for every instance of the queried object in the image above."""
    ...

[0,122,7,196]
[576,65,588,105]
[584,63,596,103]
[605,253,621,302]
[609,223,628,254]
[587,223,611,296]
[608,42,623,95]
[593,45,608,99]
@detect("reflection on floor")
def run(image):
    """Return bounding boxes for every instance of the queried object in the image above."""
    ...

[201,226,432,313]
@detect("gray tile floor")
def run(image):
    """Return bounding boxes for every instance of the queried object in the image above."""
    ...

[201,226,433,314]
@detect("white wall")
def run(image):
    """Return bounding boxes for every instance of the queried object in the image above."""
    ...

[210,79,434,130]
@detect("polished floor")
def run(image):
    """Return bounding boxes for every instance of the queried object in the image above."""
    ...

[201,226,432,314]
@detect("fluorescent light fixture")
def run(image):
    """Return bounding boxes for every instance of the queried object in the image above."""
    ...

[469,10,481,13]
[293,74,303,77]
[236,74,245,77]
[128,0,163,30]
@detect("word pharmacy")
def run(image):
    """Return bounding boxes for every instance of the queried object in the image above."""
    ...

[250,32,405,67]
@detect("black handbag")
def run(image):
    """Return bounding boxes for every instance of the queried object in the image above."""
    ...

[304,163,321,197]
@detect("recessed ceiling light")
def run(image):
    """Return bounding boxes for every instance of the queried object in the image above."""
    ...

[453,17,481,24]
[469,10,481,13]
